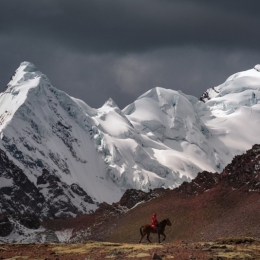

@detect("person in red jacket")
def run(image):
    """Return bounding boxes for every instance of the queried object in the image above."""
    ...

[151,213,159,231]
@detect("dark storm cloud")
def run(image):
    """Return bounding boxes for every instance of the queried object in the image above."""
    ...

[1,0,260,53]
[0,0,260,108]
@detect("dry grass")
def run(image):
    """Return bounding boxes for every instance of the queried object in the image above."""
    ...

[2,238,260,260]
[51,241,163,258]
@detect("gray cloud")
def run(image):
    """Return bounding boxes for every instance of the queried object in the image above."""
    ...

[1,0,260,52]
[0,0,260,109]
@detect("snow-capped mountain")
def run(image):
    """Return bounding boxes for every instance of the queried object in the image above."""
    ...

[0,61,260,219]
[200,64,260,162]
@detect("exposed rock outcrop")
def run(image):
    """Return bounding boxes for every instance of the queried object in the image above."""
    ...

[37,169,96,219]
[0,215,13,237]
[220,144,260,191]
[177,144,260,195]
[0,149,96,220]
[19,214,40,229]
[176,171,219,195]
[0,149,46,217]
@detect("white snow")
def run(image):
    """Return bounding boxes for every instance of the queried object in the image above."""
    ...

[0,177,13,188]
[201,66,260,163]
[55,229,73,243]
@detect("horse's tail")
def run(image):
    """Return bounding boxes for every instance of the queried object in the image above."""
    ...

[140,226,143,236]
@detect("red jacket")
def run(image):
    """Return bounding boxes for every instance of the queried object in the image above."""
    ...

[151,214,158,228]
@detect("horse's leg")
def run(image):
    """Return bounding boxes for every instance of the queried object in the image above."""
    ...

[139,227,145,243]
[162,232,166,241]
[147,231,152,243]
[139,233,145,243]
[158,232,161,243]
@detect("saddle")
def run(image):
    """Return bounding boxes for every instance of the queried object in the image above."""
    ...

[151,224,158,231]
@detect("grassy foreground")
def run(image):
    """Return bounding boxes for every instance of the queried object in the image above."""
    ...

[1,237,260,259]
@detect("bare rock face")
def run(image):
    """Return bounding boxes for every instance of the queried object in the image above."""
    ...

[36,168,61,185]
[37,169,95,219]
[0,149,46,217]
[199,87,219,102]
[0,148,96,220]
[19,214,40,229]
[177,171,219,195]
[199,90,211,102]
[0,215,13,237]
[177,144,260,195]
[70,183,94,204]
[119,189,150,208]
[220,144,260,191]
[95,188,165,218]
[119,188,165,209]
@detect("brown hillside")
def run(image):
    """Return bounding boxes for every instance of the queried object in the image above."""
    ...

[97,186,260,243]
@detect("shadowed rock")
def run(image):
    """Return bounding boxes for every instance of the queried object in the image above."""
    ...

[19,214,40,229]
[0,215,13,237]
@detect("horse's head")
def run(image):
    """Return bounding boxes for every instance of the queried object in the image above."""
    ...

[166,218,172,226]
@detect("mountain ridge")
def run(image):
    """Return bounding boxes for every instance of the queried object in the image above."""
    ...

[0,61,260,220]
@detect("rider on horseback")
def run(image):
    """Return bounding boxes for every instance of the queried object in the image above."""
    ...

[151,213,159,231]
[140,217,171,243]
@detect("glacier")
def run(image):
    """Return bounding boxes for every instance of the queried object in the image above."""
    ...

[0,61,260,218]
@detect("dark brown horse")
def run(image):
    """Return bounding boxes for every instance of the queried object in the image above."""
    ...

[139,218,172,243]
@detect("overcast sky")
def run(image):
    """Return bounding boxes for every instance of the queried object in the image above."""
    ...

[1,0,260,109]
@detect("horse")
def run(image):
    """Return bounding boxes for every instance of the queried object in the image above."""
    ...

[139,218,172,243]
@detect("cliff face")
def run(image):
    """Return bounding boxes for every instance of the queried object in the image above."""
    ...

[0,149,46,217]
[220,144,260,191]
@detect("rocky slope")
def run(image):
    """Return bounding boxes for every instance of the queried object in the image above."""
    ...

[0,147,95,220]
[177,143,260,194]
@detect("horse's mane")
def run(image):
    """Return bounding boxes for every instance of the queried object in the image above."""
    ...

[158,218,168,227]
[159,218,168,224]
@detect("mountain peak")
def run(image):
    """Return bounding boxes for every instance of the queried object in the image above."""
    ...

[102,98,119,108]
[6,61,49,90]
[254,64,260,72]
[19,61,38,73]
